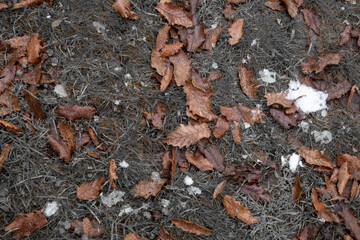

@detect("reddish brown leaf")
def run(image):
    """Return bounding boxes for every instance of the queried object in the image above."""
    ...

[5,35,30,51]
[318,175,340,200]
[228,18,244,45]
[155,24,171,51]
[151,50,168,77]
[143,103,167,130]
[156,3,193,28]
[223,164,261,183]
[213,180,226,199]
[87,149,101,159]
[347,84,357,106]
[191,68,211,93]
[223,4,236,20]
[74,131,91,151]
[185,151,214,171]
[87,127,106,151]
[337,154,360,180]
[292,173,302,205]
[173,148,189,172]
[198,139,225,172]
[264,0,286,11]
[222,195,258,224]
[302,9,322,35]
[224,0,246,3]
[5,211,47,240]
[109,159,118,188]
[0,143,12,171]
[301,52,342,74]
[338,206,360,240]
[339,25,353,47]
[13,0,45,9]
[186,23,206,52]
[26,33,42,65]
[160,63,173,91]
[169,51,191,86]
[56,105,96,121]
[338,161,350,195]
[131,178,168,199]
[0,119,24,135]
[47,134,71,162]
[298,146,335,169]
[57,120,74,151]
[281,0,303,18]
[212,116,230,138]
[163,123,211,148]
[77,177,103,200]
[161,151,173,179]
[0,2,9,11]
[311,188,340,223]
[0,90,21,116]
[265,91,294,108]
[124,233,149,240]
[22,88,45,121]
[238,183,272,203]
[238,66,257,98]
[292,224,320,240]
[325,80,352,101]
[220,103,265,125]
[71,218,104,238]
[160,42,183,57]
[231,122,241,144]
[171,219,214,236]
[350,180,358,202]
[112,0,140,20]
[269,108,297,129]
[0,64,16,94]
[158,222,177,240]
[202,26,224,51]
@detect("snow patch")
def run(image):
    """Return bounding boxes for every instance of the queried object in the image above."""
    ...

[184,176,194,186]
[54,84,68,98]
[151,172,161,180]
[92,21,106,34]
[299,121,310,132]
[119,205,133,216]
[251,38,258,47]
[286,80,327,113]
[212,62,218,69]
[281,153,303,172]
[161,199,170,208]
[244,122,251,129]
[187,186,201,195]
[119,160,129,168]
[259,69,276,83]
[311,130,332,144]
[44,201,59,217]
[321,110,327,117]
[101,190,125,207]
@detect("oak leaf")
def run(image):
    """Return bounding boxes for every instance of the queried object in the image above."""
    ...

[0,144,12,171]
[198,139,225,172]
[156,3,193,28]
[76,177,104,200]
[171,219,215,236]
[238,183,272,203]
[131,178,167,199]
[228,18,244,45]
[0,119,24,135]
[301,52,342,74]
[238,66,257,98]
[298,146,335,169]
[220,103,265,125]
[265,91,294,108]
[169,51,191,86]
[13,0,45,9]
[160,41,183,57]
[5,211,47,240]
[112,0,140,20]
[124,233,149,240]
[222,195,258,224]
[163,123,211,148]
[185,151,214,171]
[56,105,96,121]
[213,180,227,199]
[109,159,118,188]
[143,103,167,130]
[202,26,224,51]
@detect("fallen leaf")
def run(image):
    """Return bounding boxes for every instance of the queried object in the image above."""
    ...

[161,151,173,179]
[238,66,257,98]
[185,150,214,171]
[57,120,74,150]
[163,123,211,148]
[311,188,340,223]
[169,51,191,86]
[87,127,106,151]
[26,33,42,65]
[338,161,350,195]
[223,4,236,20]
[191,68,211,93]
[56,105,96,121]
[0,143,12,171]
[71,218,104,238]
[298,146,335,169]
[158,222,177,240]
[238,183,272,204]
[269,108,297,129]
[13,0,45,9]
[74,131,91,151]
[131,178,168,199]
[198,139,225,172]
[222,195,258,224]
[292,173,302,204]
[347,84,357,106]
[5,35,30,52]
[337,230,353,240]
[223,164,261,183]
[228,18,244,45]
[0,64,16,94]
[224,0,246,3]
[231,122,241,144]
[264,0,286,11]
[265,91,294,108]
[5,211,47,240]
[324,80,352,101]
[186,23,206,52]
[213,180,226,199]
[0,119,24,135]
[337,154,360,180]
[220,103,265,125]
[112,0,140,20]
[174,148,190,172]
[159,63,173,91]
[339,25,354,47]
[202,26,224,51]
[144,103,167,129]
[0,90,21,116]
[151,50,168,77]
[350,180,358,202]
[317,175,340,200]
[109,159,118,188]
[76,177,104,200]
[160,41,183,57]
[212,116,230,138]
[301,52,342,74]
[0,2,9,11]
[281,0,303,18]
[155,24,171,51]
[87,149,100,159]
[171,219,214,236]
[124,233,149,240]
[47,134,71,162]
[292,224,320,240]
[302,9,322,35]
[156,3,193,28]
[338,206,360,240]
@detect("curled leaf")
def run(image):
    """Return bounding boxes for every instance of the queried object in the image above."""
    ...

[160,41,183,57]
[109,159,118,188]
[0,144,12,171]
[112,0,140,20]
[56,105,96,121]
[213,180,226,199]
[222,195,258,224]
[76,177,104,200]
[47,134,71,162]
[0,119,24,135]
[301,52,342,74]
[156,3,193,28]
[292,174,302,205]
[171,219,215,236]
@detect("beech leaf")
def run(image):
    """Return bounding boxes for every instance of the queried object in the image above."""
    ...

[198,139,225,172]
[301,52,342,74]
[202,26,224,51]
[112,0,140,20]
[76,177,104,200]
[228,18,244,45]
[212,115,230,138]
[265,91,294,108]
[222,195,258,224]
[171,219,215,236]
[213,180,227,199]
[56,105,96,121]
[109,159,118,188]
[238,183,272,203]
[298,146,335,169]
[220,103,265,125]
[131,178,167,199]
[169,51,191,86]
[291,174,302,205]
[160,41,183,57]
[238,66,257,98]
[156,3,193,28]
[185,151,214,171]
[0,119,24,135]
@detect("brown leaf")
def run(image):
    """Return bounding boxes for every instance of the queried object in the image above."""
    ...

[220,103,265,125]
[56,105,96,121]
[5,35,30,51]
[311,188,340,223]
[57,120,74,150]
[0,2,9,11]
[222,195,258,225]
[213,180,226,199]
[338,161,350,195]
[13,0,45,9]
[160,63,173,91]
[143,103,167,130]
[347,84,357,106]
[302,9,322,35]
[338,206,360,240]
[317,175,340,200]
[161,151,173,179]
[238,66,257,98]
[265,91,294,108]
[185,151,214,171]
[213,115,230,138]
[71,218,104,238]
[26,34,42,65]
[350,180,358,202]
[292,224,320,240]
[264,0,286,11]
[223,164,261,183]
[198,139,225,172]
[281,0,303,18]
[292,173,302,205]
[76,177,104,200]
[191,68,211,93]
[47,134,71,162]
[0,64,16,94]
[301,52,342,74]
[0,143,12,171]
[0,90,21,116]
[173,148,189,172]
[74,131,91,151]
[156,3,193,28]
[228,18,244,45]
[231,122,241,144]
[112,0,140,20]
[337,154,360,180]
[22,88,45,121]
[155,24,171,51]
[239,183,272,203]
[298,146,335,169]
[131,178,167,199]
[223,4,236,20]
[124,233,149,240]
[87,127,106,151]
[224,0,246,3]
[0,119,24,135]
[202,26,224,51]
[186,23,206,52]
[269,108,296,129]
[325,80,352,101]
[163,123,211,148]
[339,25,353,47]
[109,159,118,188]
[158,222,177,240]
[160,41,183,57]
[151,49,168,77]
[171,219,214,236]
[169,51,191,86]
[87,149,101,159]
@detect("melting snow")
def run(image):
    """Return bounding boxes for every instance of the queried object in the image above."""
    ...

[119,160,129,168]
[101,190,125,207]
[151,172,161,180]
[311,130,332,144]
[184,176,194,186]
[259,69,276,83]
[187,186,201,195]
[54,84,68,98]
[44,201,59,217]
[299,121,310,132]
[281,153,303,172]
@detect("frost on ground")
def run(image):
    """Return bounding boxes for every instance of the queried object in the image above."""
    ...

[281,153,303,172]
[259,69,276,83]
[286,80,328,113]
[184,176,194,186]
[43,201,59,217]
[101,190,125,207]
[311,130,333,144]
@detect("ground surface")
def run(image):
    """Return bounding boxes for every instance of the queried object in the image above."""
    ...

[0,0,360,239]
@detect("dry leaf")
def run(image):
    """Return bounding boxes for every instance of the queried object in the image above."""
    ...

[224,0,246,3]
[228,18,244,45]
[87,149,100,159]
[56,105,96,121]
[301,52,342,74]
[202,26,224,51]
[0,119,24,135]
[347,84,357,106]
[109,159,118,188]
[131,178,168,199]
[155,24,171,51]
[0,143,12,171]
[76,177,104,200]
[71,218,104,238]
[185,150,214,171]
[47,134,72,162]
[298,146,335,169]
[5,211,47,240]
[220,103,265,125]
[143,103,167,130]
[161,151,173,179]
[151,49,168,76]
[292,224,320,240]
[75,131,91,151]
[324,80,352,101]
[264,0,286,11]
[223,4,236,20]
[238,183,272,203]
[124,233,149,240]
[160,42,183,57]
[169,51,191,86]
[23,85,46,121]
[231,122,241,144]
[337,154,360,180]
[191,68,211,93]
[26,33,42,65]
[57,120,74,150]
[87,127,106,151]
[160,63,173,91]
[350,180,358,202]
[223,164,261,183]
[158,222,177,240]
[171,219,214,236]
[269,108,297,129]
[174,148,190,172]
[112,0,140,20]
[13,0,45,9]
[156,3,193,28]
[163,123,211,148]
[198,139,225,172]
[186,23,206,52]
[0,2,9,11]
[280,0,303,18]
[213,116,230,138]
[238,66,257,98]
[265,91,294,108]
[222,195,258,224]
[311,188,340,223]
[213,180,226,199]
[0,64,16,94]
[0,89,21,116]
[302,9,322,35]
[338,206,360,240]
[292,173,302,205]
[338,161,350,196]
